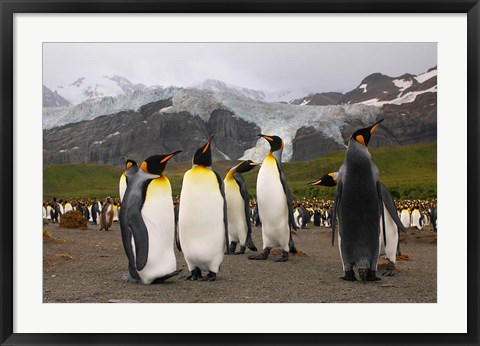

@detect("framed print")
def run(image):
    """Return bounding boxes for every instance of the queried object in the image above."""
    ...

[1,1,479,345]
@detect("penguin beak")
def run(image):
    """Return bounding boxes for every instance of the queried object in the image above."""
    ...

[369,119,384,134]
[308,179,322,186]
[258,134,273,142]
[160,150,182,163]
[202,135,214,154]
[249,162,260,167]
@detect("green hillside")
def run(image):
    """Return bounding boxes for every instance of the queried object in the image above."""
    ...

[43,142,436,201]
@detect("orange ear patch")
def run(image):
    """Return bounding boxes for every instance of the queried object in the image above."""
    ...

[356,135,366,146]
[141,161,148,173]
[126,162,133,170]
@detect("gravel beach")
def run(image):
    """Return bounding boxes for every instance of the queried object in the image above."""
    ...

[43,222,437,303]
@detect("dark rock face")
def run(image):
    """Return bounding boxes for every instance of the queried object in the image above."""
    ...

[292,127,345,161]
[338,92,437,147]
[290,92,344,106]
[43,85,70,107]
[207,109,260,160]
[43,100,260,166]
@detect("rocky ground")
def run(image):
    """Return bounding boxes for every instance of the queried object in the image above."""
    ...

[43,222,436,303]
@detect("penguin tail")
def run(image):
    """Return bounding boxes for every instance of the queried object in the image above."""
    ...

[152,269,182,284]
[288,233,298,254]
[245,234,258,252]
[358,268,368,281]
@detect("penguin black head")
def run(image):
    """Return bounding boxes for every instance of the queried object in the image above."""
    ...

[349,119,384,147]
[258,134,284,152]
[308,172,337,187]
[235,160,260,174]
[125,159,137,171]
[140,151,182,175]
[193,135,214,166]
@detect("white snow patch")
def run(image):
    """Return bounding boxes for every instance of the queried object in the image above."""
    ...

[72,147,79,150]
[217,150,231,160]
[359,84,368,93]
[159,106,172,113]
[359,86,437,107]
[93,141,104,145]
[106,132,121,139]
[415,69,437,84]
[299,99,311,106]
[392,78,413,91]
[59,150,66,153]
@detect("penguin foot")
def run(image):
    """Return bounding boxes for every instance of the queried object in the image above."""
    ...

[248,248,271,260]
[340,270,357,281]
[199,271,216,282]
[274,250,289,262]
[382,261,396,276]
[234,246,246,255]
[121,272,140,284]
[366,269,381,281]
[186,268,202,281]
[227,242,237,254]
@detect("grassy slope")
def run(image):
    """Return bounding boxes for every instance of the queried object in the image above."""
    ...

[43,142,437,200]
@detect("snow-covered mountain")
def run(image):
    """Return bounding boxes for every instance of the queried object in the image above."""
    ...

[340,66,437,106]
[43,85,70,107]
[45,75,148,105]
[42,66,437,164]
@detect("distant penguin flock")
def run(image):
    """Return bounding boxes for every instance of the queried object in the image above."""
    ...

[117,119,426,285]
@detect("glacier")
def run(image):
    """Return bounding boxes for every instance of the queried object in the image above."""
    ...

[43,84,380,162]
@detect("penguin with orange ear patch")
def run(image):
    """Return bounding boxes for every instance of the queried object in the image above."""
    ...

[248,134,297,262]
[119,159,138,202]
[332,119,385,281]
[119,151,182,285]
[178,136,229,282]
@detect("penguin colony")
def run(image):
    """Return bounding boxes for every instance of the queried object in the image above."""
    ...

[117,119,424,284]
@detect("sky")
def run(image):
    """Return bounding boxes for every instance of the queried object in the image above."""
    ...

[43,42,437,95]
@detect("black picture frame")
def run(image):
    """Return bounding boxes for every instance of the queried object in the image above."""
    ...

[1,1,479,345]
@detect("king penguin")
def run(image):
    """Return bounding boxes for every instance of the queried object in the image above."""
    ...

[224,160,259,255]
[248,134,297,262]
[331,119,385,281]
[119,151,182,285]
[119,159,138,202]
[178,136,229,282]
[309,171,407,276]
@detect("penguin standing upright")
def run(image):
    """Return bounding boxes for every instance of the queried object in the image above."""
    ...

[248,134,297,262]
[400,208,411,228]
[178,136,228,281]
[119,151,181,285]
[331,119,385,281]
[309,172,407,276]
[224,160,259,255]
[119,159,138,202]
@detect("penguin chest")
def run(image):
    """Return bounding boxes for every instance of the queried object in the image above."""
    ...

[119,173,127,202]
[224,179,247,242]
[179,167,225,271]
[256,155,289,246]
[137,176,176,283]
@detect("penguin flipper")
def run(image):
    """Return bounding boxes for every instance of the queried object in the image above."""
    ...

[380,183,407,233]
[275,160,297,232]
[377,181,387,248]
[214,171,230,253]
[128,211,149,272]
[233,173,257,252]
[332,180,342,247]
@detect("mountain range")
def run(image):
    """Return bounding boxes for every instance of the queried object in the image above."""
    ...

[43,66,437,165]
